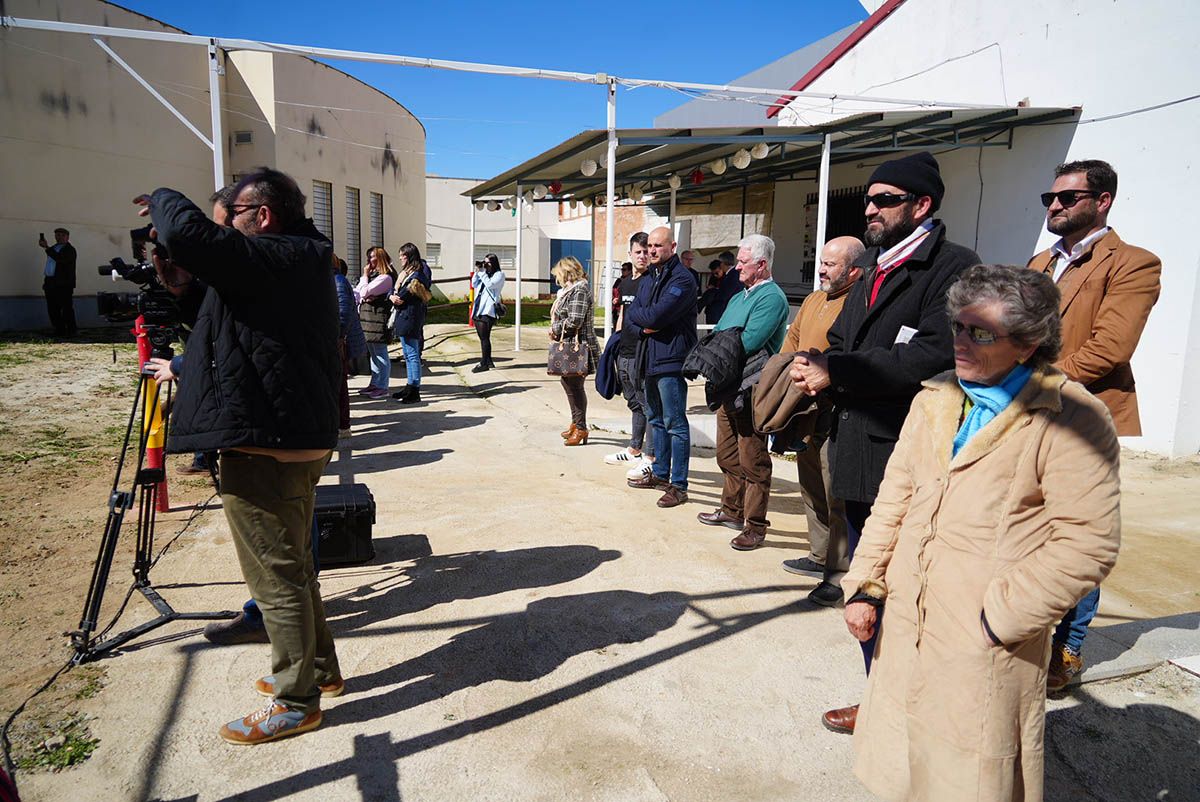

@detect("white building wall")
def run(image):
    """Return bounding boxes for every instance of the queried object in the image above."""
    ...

[426,177,595,300]
[778,0,1200,455]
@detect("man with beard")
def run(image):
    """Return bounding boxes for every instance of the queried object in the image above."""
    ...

[778,236,864,606]
[1027,159,1161,692]
[136,167,342,744]
[790,151,978,735]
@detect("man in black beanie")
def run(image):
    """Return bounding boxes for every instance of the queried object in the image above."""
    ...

[790,150,979,735]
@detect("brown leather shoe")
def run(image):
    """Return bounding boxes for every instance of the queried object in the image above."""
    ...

[656,485,688,508]
[1046,644,1084,693]
[821,704,858,734]
[697,509,744,530]
[561,423,579,439]
[564,426,589,446]
[628,474,670,490]
[730,523,767,551]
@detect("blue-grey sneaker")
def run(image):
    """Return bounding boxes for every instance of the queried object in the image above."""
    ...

[219,701,322,745]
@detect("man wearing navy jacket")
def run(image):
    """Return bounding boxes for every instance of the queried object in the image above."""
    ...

[626,226,698,508]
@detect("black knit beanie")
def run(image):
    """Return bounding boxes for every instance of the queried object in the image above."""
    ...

[868,151,944,212]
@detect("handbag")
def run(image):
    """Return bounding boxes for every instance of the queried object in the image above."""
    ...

[547,331,589,376]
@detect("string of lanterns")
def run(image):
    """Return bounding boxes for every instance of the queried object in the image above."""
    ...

[473,142,775,211]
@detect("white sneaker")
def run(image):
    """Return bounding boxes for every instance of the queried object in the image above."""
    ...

[626,457,654,480]
[604,448,640,465]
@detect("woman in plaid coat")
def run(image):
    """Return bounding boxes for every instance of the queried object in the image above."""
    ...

[549,256,600,446]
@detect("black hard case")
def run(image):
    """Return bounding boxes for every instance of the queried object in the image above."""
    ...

[314,483,376,567]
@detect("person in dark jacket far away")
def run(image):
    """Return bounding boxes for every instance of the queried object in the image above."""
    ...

[704,250,741,325]
[625,225,698,509]
[697,234,789,551]
[39,227,77,337]
[135,166,343,746]
[789,151,979,738]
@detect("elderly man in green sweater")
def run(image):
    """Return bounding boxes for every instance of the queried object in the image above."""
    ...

[697,234,790,550]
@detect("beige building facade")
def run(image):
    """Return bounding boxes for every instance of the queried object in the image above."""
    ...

[0,0,425,330]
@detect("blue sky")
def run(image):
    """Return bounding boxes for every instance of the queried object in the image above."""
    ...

[115,1,866,179]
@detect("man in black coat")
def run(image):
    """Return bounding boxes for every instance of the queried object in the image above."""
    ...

[39,227,77,337]
[790,151,979,736]
[136,167,342,745]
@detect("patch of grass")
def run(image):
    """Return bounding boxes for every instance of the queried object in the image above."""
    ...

[425,301,555,327]
[74,672,104,700]
[15,716,99,771]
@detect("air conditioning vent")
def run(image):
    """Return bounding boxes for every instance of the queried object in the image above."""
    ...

[234,130,253,145]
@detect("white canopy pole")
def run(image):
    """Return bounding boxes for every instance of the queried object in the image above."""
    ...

[469,199,476,324]
[515,183,523,352]
[603,78,617,343]
[669,186,677,228]
[207,42,226,190]
[813,133,832,292]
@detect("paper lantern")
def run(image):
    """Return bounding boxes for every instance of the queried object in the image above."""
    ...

[486,200,500,212]
[690,168,704,186]
[582,196,593,208]
[581,159,598,176]
[474,200,486,211]
[629,185,644,202]
[549,180,563,195]
[533,184,548,199]
[731,149,751,170]
[668,174,682,190]
[751,142,770,160]
[502,197,514,210]
[711,158,727,176]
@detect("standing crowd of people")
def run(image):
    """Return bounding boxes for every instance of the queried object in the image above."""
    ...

[549,151,1159,802]
[94,148,1160,802]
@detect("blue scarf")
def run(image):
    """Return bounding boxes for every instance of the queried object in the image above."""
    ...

[953,363,1033,457]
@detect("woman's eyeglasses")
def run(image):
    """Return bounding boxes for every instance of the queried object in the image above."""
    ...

[1039,190,1100,209]
[951,320,1012,345]
[863,192,917,209]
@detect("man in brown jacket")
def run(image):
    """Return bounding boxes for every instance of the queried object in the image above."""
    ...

[1027,158,1161,691]
[779,236,864,606]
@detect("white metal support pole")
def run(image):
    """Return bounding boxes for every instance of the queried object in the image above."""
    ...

[208,43,226,190]
[515,184,523,352]
[603,78,617,343]
[469,200,476,325]
[669,186,677,228]
[813,133,832,291]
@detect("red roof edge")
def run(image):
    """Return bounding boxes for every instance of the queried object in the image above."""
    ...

[766,0,908,119]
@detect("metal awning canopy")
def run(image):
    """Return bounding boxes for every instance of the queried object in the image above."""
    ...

[465,106,1079,202]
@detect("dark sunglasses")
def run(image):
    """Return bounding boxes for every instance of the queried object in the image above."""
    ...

[864,192,917,209]
[1039,190,1100,209]
[951,320,1012,345]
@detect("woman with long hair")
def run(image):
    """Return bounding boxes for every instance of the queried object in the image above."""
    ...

[390,242,433,403]
[549,256,599,446]
[355,246,396,399]
[470,253,505,372]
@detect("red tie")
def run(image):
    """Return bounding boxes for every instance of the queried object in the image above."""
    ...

[868,254,911,307]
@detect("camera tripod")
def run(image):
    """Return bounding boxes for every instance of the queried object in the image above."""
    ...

[70,336,236,664]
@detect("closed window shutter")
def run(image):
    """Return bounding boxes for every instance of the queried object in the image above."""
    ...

[369,192,384,251]
[426,243,441,268]
[345,187,361,278]
[312,180,333,244]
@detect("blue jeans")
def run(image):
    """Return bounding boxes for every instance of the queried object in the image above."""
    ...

[1053,587,1100,654]
[645,373,689,490]
[244,517,321,625]
[401,335,421,387]
[366,342,390,390]
[846,500,882,675]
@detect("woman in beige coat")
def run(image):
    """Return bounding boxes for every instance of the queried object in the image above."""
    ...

[841,264,1121,802]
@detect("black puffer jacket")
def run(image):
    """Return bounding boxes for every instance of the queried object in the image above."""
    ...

[149,188,340,454]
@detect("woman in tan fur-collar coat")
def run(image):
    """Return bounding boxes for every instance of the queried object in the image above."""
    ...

[841,265,1121,802]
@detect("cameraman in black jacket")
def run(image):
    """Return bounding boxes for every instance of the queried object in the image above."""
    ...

[136,167,342,745]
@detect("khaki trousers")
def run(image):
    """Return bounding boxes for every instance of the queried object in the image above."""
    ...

[795,435,850,583]
[715,403,772,527]
[220,451,340,714]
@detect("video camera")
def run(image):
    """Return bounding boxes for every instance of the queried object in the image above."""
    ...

[96,225,181,359]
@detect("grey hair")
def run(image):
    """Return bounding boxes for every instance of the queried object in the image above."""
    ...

[946,264,1062,368]
[738,234,775,271]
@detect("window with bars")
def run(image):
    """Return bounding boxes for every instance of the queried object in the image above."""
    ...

[312,180,333,244]
[474,245,516,272]
[426,243,441,268]
[345,187,361,279]
[369,192,384,251]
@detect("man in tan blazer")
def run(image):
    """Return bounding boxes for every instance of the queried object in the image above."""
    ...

[1027,158,1161,692]
[779,236,864,607]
